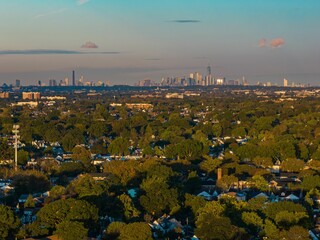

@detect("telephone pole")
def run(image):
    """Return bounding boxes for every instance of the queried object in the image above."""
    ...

[12,125,20,171]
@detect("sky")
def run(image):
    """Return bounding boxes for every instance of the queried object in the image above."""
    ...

[0,0,320,86]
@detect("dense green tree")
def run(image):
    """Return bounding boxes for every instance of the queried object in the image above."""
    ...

[0,205,20,239]
[231,126,247,137]
[164,144,179,159]
[0,138,13,159]
[106,222,126,240]
[55,221,88,240]
[200,157,222,175]
[301,175,320,191]
[254,116,275,132]
[71,145,93,171]
[119,222,152,240]
[142,145,155,157]
[235,143,259,160]
[12,170,50,196]
[252,157,273,168]
[17,149,29,165]
[44,125,63,143]
[197,201,225,220]
[24,194,35,208]
[185,171,201,193]
[193,130,210,146]
[103,160,139,186]
[298,142,309,161]
[49,185,66,199]
[87,121,109,138]
[216,175,238,191]
[281,158,304,172]
[36,198,98,233]
[263,219,280,240]
[177,139,207,160]
[143,163,175,182]
[118,194,140,220]
[312,146,320,160]
[68,174,108,197]
[279,225,310,240]
[108,137,130,156]
[274,211,308,229]
[246,197,267,212]
[184,193,206,217]
[212,123,222,137]
[61,129,85,152]
[195,213,237,240]
[242,211,264,234]
[263,201,309,229]
[140,180,179,216]
[58,161,85,177]
[249,175,269,192]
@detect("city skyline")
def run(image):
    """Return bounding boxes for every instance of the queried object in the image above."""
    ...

[0,0,320,85]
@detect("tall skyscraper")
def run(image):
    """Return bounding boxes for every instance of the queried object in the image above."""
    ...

[15,79,21,87]
[283,78,288,87]
[206,65,213,85]
[207,65,211,76]
[49,79,57,86]
[72,70,75,86]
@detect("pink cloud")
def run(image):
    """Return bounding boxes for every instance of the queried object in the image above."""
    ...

[270,38,285,48]
[259,38,267,48]
[81,41,98,49]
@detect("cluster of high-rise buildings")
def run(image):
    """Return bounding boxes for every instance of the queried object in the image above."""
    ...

[48,71,110,87]
[159,66,248,87]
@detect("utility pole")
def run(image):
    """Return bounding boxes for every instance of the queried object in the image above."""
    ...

[12,125,20,171]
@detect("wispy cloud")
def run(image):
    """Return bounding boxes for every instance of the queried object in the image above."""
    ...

[258,38,285,48]
[81,41,98,49]
[77,0,90,5]
[0,49,119,55]
[35,8,67,18]
[259,38,267,48]
[270,38,285,48]
[169,20,201,23]
[145,58,162,61]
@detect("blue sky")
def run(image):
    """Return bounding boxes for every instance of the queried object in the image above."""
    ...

[0,0,320,85]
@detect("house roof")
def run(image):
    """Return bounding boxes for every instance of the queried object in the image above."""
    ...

[197,191,211,198]
[284,194,300,200]
[254,193,269,199]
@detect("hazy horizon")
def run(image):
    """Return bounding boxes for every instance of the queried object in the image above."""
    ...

[1,0,320,86]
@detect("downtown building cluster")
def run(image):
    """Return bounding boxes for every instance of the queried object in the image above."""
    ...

[137,66,248,87]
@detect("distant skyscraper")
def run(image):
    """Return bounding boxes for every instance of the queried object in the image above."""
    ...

[15,79,21,87]
[207,65,211,76]
[78,75,84,86]
[38,80,42,87]
[216,78,225,85]
[72,70,75,86]
[242,77,248,86]
[283,78,288,87]
[49,79,57,87]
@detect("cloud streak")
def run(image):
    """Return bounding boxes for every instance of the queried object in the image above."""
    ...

[169,20,201,23]
[259,38,267,48]
[258,38,285,48]
[81,41,98,48]
[144,58,162,61]
[35,8,67,18]
[77,0,90,5]
[270,38,285,48]
[0,49,119,55]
